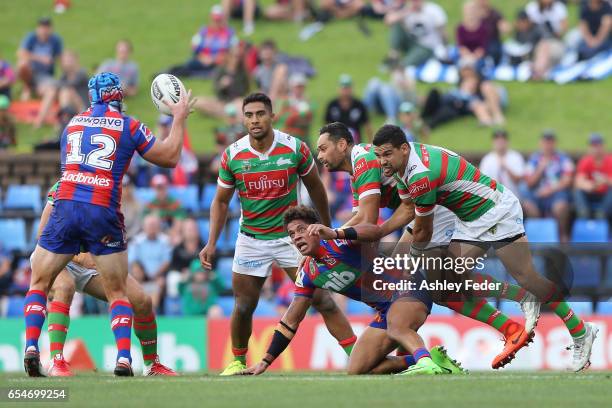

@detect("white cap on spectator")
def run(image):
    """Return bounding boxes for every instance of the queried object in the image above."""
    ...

[289,73,307,87]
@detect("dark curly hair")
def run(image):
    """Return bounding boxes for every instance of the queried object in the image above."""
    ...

[242,92,273,112]
[283,205,321,230]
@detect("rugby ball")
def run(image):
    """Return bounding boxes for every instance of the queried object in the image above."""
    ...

[150,74,186,115]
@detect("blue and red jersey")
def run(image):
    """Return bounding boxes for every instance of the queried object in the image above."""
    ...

[294,239,392,314]
[57,103,156,211]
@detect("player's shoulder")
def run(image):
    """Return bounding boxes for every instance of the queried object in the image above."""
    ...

[273,129,302,153]
[225,134,251,160]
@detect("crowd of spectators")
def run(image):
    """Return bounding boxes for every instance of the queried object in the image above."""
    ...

[0,1,611,317]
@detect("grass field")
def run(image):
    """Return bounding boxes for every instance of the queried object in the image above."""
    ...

[2,372,612,408]
[1,0,610,154]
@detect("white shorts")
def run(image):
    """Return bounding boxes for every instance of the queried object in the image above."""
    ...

[65,262,98,292]
[233,233,300,277]
[451,188,525,242]
[407,206,457,247]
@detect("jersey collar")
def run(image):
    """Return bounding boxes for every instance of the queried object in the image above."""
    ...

[247,129,278,160]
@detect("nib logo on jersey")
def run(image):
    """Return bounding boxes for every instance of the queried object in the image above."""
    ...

[243,169,290,200]
[61,170,112,188]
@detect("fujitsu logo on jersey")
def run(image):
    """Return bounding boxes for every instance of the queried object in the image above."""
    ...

[408,177,430,197]
[243,169,290,199]
[61,171,112,188]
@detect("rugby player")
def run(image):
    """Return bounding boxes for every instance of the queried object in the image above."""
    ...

[23,72,193,377]
[372,125,598,371]
[241,205,465,376]
[199,93,355,376]
[41,182,176,377]
[316,122,534,369]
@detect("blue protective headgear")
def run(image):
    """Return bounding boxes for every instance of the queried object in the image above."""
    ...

[88,72,124,109]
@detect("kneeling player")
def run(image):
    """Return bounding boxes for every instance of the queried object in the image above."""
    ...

[241,206,464,376]
[42,183,176,377]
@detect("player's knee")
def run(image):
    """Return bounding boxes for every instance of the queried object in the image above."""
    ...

[51,280,76,304]
[234,297,258,316]
[131,292,153,316]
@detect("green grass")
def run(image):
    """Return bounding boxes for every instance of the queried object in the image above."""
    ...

[2,372,612,408]
[1,0,610,154]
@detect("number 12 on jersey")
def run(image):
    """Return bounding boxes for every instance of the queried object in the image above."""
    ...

[65,131,117,170]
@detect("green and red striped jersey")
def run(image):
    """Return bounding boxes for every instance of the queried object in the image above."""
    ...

[217,129,315,240]
[395,143,504,222]
[350,143,400,212]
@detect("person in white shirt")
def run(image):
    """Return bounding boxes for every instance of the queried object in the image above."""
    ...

[479,129,525,197]
[384,0,448,67]
[525,0,568,79]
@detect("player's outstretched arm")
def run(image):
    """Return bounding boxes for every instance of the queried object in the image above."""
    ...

[300,165,332,227]
[380,199,415,237]
[307,223,383,243]
[142,90,195,168]
[199,185,234,270]
[241,296,312,375]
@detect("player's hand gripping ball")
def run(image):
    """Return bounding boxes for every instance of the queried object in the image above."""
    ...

[151,74,187,116]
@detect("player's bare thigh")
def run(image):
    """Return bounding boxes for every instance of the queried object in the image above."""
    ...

[48,270,76,304]
[347,326,397,375]
[493,235,539,282]
[30,245,74,290]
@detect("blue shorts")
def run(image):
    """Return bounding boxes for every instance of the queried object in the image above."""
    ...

[369,272,433,330]
[38,200,127,256]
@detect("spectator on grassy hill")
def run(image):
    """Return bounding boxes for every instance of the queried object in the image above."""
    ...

[525,0,569,80]
[97,39,139,97]
[0,58,15,99]
[574,133,612,220]
[194,44,250,119]
[397,101,428,143]
[56,50,89,114]
[522,131,574,242]
[178,259,224,316]
[474,0,510,64]
[274,73,314,144]
[253,39,288,102]
[456,1,491,67]
[578,0,612,60]
[479,129,525,197]
[504,10,543,65]
[421,59,505,128]
[361,0,406,20]
[265,0,307,22]
[17,17,63,102]
[121,177,144,240]
[363,67,417,124]
[383,0,448,67]
[31,48,88,130]
[0,95,17,149]
[167,5,237,78]
[319,0,366,20]
[324,74,372,143]
[128,214,173,310]
[145,174,187,227]
[222,0,258,36]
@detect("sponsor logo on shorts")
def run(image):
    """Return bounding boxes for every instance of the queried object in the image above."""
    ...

[243,169,290,200]
[61,171,112,188]
[488,225,498,235]
[68,115,124,131]
[235,257,265,268]
[101,235,125,248]
[516,217,523,225]
[408,177,430,197]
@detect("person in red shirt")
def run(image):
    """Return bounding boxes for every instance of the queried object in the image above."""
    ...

[574,133,612,220]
